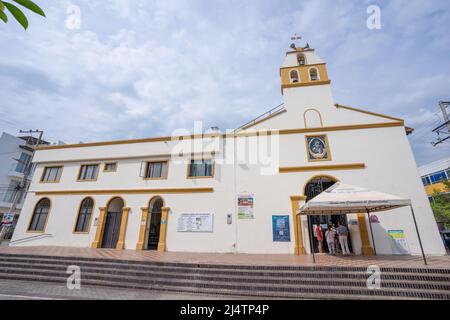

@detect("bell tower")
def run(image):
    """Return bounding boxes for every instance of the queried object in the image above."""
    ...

[280,40,331,95]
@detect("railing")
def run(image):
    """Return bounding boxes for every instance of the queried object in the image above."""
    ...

[235,103,285,131]
[9,233,52,245]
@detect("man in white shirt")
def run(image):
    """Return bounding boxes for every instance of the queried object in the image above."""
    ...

[336,222,351,256]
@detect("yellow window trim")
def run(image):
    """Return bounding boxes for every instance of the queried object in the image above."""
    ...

[27,197,52,233]
[77,163,100,182]
[72,197,95,234]
[103,162,118,172]
[143,160,169,180]
[39,166,63,184]
[187,159,215,179]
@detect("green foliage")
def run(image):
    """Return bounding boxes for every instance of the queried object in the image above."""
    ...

[0,0,45,30]
[431,180,450,228]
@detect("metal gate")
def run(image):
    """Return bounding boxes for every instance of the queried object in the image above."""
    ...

[147,199,163,250]
[101,211,123,249]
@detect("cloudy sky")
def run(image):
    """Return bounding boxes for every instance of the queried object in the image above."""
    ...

[0,0,449,166]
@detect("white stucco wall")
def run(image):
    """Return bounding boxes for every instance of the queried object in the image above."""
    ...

[10,49,445,256]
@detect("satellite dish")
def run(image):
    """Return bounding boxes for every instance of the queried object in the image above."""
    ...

[290,43,296,50]
[304,42,310,49]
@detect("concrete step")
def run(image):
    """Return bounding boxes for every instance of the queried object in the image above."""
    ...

[1,252,448,274]
[0,261,450,289]
[0,270,449,300]
[1,264,450,291]
[1,259,450,283]
[1,252,449,299]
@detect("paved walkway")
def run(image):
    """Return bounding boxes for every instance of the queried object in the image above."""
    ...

[0,279,230,300]
[1,246,449,269]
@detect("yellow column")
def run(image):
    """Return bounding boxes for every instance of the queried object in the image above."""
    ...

[136,207,149,250]
[290,196,306,255]
[91,207,107,248]
[116,207,130,250]
[157,207,170,252]
[357,213,375,256]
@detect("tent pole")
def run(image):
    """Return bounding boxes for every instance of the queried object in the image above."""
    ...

[367,209,377,256]
[307,215,315,263]
[410,205,427,265]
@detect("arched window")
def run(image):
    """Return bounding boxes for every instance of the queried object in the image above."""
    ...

[74,197,94,233]
[297,53,306,66]
[28,198,51,232]
[290,70,299,83]
[309,68,319,81]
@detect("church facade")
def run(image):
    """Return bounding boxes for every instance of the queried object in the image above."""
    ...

[10,45,446,256]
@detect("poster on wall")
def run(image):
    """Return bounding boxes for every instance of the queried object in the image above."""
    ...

[177,213,213,233]
[388,230,410,255]
[238,194,254,219]
[272,215,290,242]
[1,212,14,226]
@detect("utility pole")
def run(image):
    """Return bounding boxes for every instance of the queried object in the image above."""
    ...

[431,101,450,146]
[2,130,44,238]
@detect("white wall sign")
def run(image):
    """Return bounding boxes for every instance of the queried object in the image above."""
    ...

[388,230,410,255]
[177,213,214,233]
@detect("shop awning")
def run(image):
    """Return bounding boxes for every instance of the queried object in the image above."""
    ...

[298,182,412,215]
[297,182,427,265]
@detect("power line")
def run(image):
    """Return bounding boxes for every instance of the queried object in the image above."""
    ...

[432,101,450,146]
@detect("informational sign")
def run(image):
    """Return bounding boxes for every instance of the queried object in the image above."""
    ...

[388,230,410,255]
[177,213,213,233]
[272,215,290,242]
[238,194,254,219]
[1,213,14,226]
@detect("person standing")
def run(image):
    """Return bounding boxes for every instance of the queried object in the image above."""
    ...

[315,224,324,253]
[336,222,350,255]
[325,225,336,255]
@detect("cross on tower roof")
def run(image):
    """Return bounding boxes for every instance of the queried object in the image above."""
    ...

[290,34,303,50]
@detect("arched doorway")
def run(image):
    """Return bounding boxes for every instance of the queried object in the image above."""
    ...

[146,197,164,250]
[101,197,124,249]
[304,176,353,254]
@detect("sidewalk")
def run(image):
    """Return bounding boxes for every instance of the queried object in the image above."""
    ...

[0,246,449,269]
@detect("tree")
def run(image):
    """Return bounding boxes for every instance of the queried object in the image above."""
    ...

[0,0,45,30]
[431,180,450,229]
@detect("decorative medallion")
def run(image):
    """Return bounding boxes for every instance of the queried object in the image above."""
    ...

[305,135,331,162]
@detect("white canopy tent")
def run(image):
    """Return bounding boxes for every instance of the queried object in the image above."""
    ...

[298,182,427,265]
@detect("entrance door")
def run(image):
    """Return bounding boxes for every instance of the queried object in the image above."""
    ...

[147,198,163,250]
[304,177,353,254]
[101,197,124,249]
[101,211,123,248]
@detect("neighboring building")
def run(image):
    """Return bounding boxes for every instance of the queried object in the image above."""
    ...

[10,44,446,256]
[0,132,49,242]
[419,157,450,201]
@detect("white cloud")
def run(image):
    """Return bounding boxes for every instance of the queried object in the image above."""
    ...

[0,0,449,165]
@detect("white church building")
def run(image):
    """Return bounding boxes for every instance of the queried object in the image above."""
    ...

[10,44,446,257]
